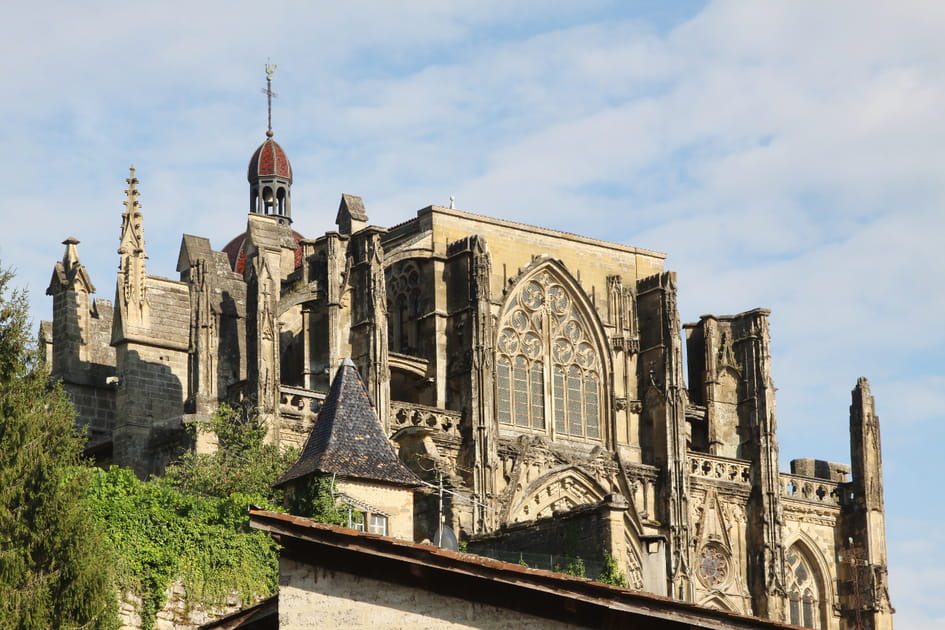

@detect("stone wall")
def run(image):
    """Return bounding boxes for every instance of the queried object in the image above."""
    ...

[467,504,611,577]
[118,582,247,630]
[66,382,115,446]
[113,341,189,475]
[278,558,583,630]
[335,478,414,540]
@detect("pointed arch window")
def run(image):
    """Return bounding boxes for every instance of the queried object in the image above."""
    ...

[386,261,423,355]
[496,271,602,438]
[786,545,822,629]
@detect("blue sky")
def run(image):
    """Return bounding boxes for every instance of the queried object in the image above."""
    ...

[2,1,943,625]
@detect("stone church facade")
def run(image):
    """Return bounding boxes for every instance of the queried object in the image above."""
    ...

[43,127,892,629]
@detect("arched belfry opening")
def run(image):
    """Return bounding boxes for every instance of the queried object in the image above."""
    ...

[248,142,292,222]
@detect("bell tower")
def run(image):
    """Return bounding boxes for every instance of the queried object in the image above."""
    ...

[247,62,292,224]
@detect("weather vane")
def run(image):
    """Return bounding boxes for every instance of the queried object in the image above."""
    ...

[262,59,278,137]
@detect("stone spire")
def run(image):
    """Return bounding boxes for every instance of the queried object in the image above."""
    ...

[116,166,149,329]
[846,377,894,629]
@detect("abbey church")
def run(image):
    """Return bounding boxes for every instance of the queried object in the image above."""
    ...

[43,105,893,629]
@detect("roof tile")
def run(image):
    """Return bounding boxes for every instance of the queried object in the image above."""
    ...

[274,359,420,487]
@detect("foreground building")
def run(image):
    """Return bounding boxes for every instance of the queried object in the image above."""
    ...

[43,110,893,628]
[202,509,808,630]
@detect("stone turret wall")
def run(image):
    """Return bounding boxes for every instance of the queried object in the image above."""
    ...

[46,289,118,447]
[113,277,191,476]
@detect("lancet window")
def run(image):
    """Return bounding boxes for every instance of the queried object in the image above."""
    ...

[496,271,602,439]
[785,545,821,629]
[386,260,423,355]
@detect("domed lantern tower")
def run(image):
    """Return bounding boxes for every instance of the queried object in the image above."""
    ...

[248,63,292,224]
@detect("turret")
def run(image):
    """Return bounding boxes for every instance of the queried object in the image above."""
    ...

[46,237,96,377]
[842,377,894,630]
[247,63,292,223]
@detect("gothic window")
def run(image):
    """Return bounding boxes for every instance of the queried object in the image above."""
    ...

[386,261,423,355]
[786,545,821,629]
[496,271,602,438]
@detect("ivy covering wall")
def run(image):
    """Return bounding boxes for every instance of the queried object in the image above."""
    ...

[83,404,300,629]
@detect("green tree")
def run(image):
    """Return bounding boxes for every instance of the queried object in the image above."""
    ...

[0,265,118,629]
[163,403,346,525]
[97,402,295,628]
[163,402,295,504]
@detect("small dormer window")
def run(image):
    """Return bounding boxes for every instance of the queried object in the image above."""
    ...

[368,514,388,536]
[342,502,388,537]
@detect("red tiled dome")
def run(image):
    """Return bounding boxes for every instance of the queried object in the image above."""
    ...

[223,230,305,275]
[248,138,293,182]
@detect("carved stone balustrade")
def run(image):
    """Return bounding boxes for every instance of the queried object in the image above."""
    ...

[279,385,326,419]
[687,452,751,485]
[779,473,843,507]
[390,401,461,439]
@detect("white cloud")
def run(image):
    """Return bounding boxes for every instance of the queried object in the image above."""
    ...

[1,1,943,623]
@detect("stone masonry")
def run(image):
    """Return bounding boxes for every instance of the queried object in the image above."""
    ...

[45,122,893,630]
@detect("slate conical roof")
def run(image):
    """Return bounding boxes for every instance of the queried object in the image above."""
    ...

[274,358,420,488]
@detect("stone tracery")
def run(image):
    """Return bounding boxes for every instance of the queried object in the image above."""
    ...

[386,260,424,355]
[496,269,602,439]
[785,544,822,629]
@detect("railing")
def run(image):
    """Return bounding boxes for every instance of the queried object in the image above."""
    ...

[390,401,462,438]
[688,452,751,485]
[780,473,843,507]
[279,385,326,418]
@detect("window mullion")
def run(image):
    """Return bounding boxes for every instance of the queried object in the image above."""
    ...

[543,308,554,438]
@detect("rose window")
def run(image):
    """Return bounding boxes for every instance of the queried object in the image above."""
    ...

[698,545,729,588]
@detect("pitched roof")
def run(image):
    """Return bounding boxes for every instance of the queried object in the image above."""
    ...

[246,509,800,630]
[274,359,420,488]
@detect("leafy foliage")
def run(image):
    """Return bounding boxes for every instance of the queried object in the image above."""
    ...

[554,525,587,578]
[0,266,346,629]
[86,467,278,630]
[597,552,629,588]
[0,265,119,629]
[163,403,295,504]
[86,403,297,629]
[288,473,346,525]
[555,556,587,578]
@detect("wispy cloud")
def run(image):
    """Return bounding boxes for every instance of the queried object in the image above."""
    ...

[1,1,941,623]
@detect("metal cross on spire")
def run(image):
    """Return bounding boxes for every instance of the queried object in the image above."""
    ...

[262,60,278,137]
